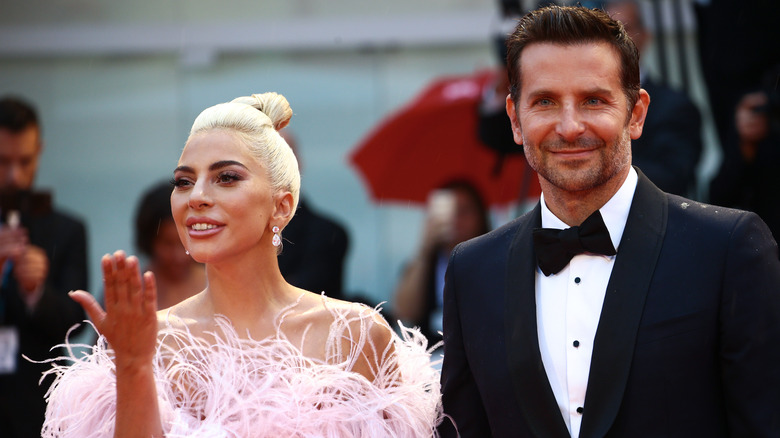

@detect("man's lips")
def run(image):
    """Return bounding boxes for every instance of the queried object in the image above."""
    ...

[551,148,598,159]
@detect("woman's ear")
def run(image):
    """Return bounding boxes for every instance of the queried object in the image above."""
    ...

[272,191,295,225]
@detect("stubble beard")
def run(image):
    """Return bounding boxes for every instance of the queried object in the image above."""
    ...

[525,130,632,193]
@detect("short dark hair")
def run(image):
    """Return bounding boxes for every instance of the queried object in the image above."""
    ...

[506,5,640,109]
[135,181,174,257]
[0,96,40,133]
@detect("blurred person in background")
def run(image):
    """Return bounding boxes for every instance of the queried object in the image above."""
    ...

[697,0,780,237]
[277,130,349,300]
[0,96,89,437]
[392,180,490,345]
[134,181,206,309]
[709,64,780,241]
[604,0,703,197]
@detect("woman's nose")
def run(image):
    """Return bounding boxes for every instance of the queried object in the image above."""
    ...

[188,181,212,209]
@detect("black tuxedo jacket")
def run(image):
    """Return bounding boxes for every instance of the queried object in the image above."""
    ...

[438,170,780,437]
[0,209,88,437]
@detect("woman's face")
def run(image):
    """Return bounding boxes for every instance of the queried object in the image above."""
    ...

[170,130,280,264]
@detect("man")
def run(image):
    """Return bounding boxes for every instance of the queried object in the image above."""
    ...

[0,96,89,437]
[276,130,349,300]
[604,0,702,197]
[438,5,780,438]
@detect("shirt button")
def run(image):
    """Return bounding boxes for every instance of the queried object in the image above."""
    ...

[576,407,584,414]
[573,340,580,347]
[574,277,581,284]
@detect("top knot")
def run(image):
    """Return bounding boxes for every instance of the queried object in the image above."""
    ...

[232,92,292,131]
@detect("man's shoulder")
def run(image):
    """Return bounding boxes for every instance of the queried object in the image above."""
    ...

[665,193,758,230]
[29,206,87,238]
[47,207,87,230]
[454,210,534,257]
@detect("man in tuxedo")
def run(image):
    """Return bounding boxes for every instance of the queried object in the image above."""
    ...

[0,96,89,437]
[438,5,780,438]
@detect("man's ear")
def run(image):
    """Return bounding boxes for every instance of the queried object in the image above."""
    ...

[629,89,651,140]
[505,95,524,145]
[272,191,295,225]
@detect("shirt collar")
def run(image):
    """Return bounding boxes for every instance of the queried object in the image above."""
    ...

[540,167,638,251]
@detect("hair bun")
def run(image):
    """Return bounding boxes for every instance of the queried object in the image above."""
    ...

[232,92,292,131]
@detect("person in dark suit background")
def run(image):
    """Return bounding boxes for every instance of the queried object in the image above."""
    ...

[438,5,780,438]
[276,130,349,300]
[0,96,89,437]
[603,0,703,198]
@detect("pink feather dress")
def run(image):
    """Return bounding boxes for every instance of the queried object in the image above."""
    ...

[41,300,443,437]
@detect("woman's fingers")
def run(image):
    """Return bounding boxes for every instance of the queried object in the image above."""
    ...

[142,271,157,315]
[125,256,143,308]
[113,251,130,306]
[103,251,150,315]
[69,290,106,326]
[101,254,116,308]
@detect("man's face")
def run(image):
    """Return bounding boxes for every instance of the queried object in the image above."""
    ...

[506,41,647,194]
[0,126,41,191]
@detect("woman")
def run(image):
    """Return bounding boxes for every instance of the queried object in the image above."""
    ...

[134,181,206,309]
[42,93,442,437]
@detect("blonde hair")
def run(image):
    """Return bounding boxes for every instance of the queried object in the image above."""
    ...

[187,93,300,214]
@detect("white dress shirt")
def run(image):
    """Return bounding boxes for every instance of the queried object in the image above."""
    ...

[536,167,638,437]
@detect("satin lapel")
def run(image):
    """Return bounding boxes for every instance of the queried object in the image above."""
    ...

[579,170,668,438]
[505,204,571,438]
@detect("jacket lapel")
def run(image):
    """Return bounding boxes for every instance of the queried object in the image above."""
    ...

[505,204,571,438]
[579,170,668,438]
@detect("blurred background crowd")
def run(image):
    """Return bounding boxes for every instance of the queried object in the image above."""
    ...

[0,0,779,432]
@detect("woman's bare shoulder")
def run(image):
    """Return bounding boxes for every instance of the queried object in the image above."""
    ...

[155,292,212,335]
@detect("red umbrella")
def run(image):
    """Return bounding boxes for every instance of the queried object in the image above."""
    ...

[349,69,541,206]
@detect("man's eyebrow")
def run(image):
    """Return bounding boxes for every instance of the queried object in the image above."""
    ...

[582,87,615,96]
[173,160,249,174]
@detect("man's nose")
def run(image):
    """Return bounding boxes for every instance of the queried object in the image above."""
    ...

[6,163,26,190]
[555,104,586,142]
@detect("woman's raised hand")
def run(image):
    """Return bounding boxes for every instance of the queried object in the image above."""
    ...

[70,250,159,363]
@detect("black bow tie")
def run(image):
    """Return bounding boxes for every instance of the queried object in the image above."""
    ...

[533,210,617,276]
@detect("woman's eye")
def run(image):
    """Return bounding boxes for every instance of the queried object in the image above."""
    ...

[171,177,192,188]
[217,172,241,184]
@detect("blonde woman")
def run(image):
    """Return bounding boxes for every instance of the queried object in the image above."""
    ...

[43,93,442,437]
